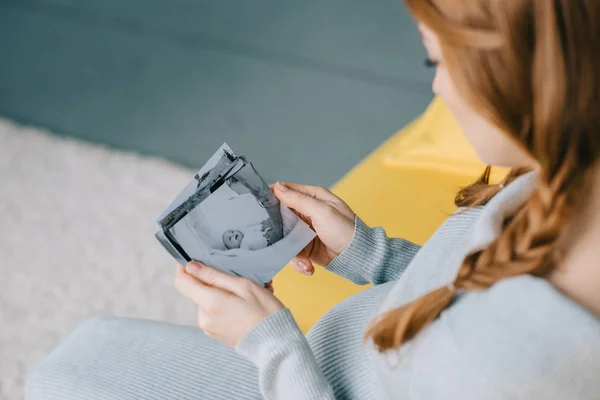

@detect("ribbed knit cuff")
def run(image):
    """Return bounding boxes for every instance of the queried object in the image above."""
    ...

[324,215,420,285]
[324,215,381,284]
[235,308,304,364]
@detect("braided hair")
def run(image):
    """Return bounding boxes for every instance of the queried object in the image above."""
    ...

[365,0,600,351]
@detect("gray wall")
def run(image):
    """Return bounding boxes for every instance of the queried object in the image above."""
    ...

[0,0,433,185]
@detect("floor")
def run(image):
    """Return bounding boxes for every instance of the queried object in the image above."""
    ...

[0,118,206,399]
[0,0,433,186]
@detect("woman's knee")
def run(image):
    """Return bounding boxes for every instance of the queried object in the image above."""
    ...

[25,316,118,399]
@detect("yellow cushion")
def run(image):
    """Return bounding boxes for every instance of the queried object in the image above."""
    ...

[273,96,509,332]
[383,97,509,180]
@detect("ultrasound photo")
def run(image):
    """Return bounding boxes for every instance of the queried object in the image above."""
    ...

[155,144,316,284]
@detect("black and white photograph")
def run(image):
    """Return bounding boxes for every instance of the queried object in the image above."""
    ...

[157,143,238,223]
[155,144,316,284]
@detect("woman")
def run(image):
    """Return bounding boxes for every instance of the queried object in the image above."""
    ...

[27,0,600,399]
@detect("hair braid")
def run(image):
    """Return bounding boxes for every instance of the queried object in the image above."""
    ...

[461,164,576,290]
[365,159,579,351]
[365,0,597,352]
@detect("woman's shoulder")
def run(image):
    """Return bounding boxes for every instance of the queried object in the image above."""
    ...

[437,275,600,396]
[401,276,600,399]
[443,205,485,228]
[446,275,600,352]
[450,275,600,329]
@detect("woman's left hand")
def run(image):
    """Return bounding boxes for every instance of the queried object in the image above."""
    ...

[174,261,284,348]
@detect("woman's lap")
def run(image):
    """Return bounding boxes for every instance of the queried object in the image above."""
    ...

[26,281,396,400]
[26,317,261,400]
[307,281,395,400]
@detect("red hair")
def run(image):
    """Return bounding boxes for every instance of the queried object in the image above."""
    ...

[365,0,599,351]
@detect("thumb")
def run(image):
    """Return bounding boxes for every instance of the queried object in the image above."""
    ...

[186,261,251,297]
[273,182,324,218]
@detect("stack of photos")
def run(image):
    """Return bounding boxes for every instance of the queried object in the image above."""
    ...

[155,144,316,284]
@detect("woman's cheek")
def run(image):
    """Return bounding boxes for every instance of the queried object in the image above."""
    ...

[432,68,442,95]
[433,68,466,124]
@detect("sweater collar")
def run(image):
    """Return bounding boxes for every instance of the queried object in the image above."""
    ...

[464,170,539,255]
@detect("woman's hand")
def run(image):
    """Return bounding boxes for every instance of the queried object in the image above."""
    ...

[174,262,283,348]
[273,182,356,275]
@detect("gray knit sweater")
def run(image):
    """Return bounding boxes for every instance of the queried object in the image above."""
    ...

[27,171,600,400]
[236,171,600,399]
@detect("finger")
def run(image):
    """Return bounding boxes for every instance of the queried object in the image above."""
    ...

[289,238,316,274]
[273,182,326,218]
[196,314,219,340]
[186,261,255,297]
[291,255,315,275]
[276,182,340,203]
[264,281,275,294]
[268,189,313,227]
[174,266,229,307]
[197,307,211,331]
[301,238,316,259]
[278,182,356,221]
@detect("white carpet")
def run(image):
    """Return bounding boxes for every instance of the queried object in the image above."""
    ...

[0,118,200,399]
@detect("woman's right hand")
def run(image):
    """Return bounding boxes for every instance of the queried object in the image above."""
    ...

[273,182,356,275]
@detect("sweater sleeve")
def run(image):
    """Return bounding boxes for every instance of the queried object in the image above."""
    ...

[235,308,336,400]
[324,215,421,285]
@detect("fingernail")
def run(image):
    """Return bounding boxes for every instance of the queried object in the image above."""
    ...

[186,261,202,274]
[276,182,289,192]
[298,261,312,275]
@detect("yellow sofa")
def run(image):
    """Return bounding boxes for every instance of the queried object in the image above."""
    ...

[273,97,508,332]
